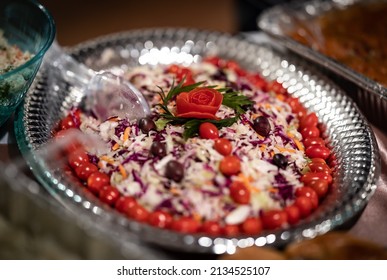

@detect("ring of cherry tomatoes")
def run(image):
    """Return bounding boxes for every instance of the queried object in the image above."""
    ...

[54,58,334,237]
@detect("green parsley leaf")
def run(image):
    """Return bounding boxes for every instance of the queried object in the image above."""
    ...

[164,78,205,105]
[222,91,254,114]
[155,118,172,130]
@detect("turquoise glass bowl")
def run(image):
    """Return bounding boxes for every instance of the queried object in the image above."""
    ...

[0,0,55,126]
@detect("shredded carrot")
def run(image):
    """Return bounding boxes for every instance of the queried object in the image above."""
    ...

[192,212,202,222]
[259,144,267,152]
[252,113,260,120]
[255,133,264,140]
[270,151,275,157]
[276,94,285,101]
[100,156,115,165]
[170,187,180,195]
[236,174,260,193]
[294,139,304,151]
[123,127,131,142]
[268,188,278,193]
[112,143,120,151]
[287,132,304,151]
[276,146,296,154]
[108,117,119,122]
[118,164,127,179]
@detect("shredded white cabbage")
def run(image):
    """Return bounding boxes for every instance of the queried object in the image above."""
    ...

[79,60,310,225]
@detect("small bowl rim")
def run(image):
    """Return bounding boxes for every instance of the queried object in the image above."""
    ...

[0,0,56,80]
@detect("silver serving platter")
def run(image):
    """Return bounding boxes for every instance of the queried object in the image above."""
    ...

[15,28,380,255]
[258,0,387,133]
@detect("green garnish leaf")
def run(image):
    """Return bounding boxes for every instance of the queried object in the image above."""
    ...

[163,78,205,106]
[222,91,254,114]
[154,77,254,139]
[182,119,202,139]
[155,118,173,130]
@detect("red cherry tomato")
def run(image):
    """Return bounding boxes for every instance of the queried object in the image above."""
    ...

[214,138,232,156]
[267,81,287,95]
[241,217,263,235]
[128,204,149,222]
[222,224,240,236]
[303,137,325,148]
[219,155,241,176]
[199,122,219,139]
[229,181,250,204]
[288,97,301,112]
[148,211,173,229]
[99,185,120,206]
[115,196,137,214]
[284,205,300,225]
[60,115,77,130]
[75,162,98,181]
[87,171,110,195]
[171,217,200,234]
[201,221,222,236]
[225,60,246,77]
[68,149,89,169]
[300,113,318,130]
[301,126,320,139]
[203,56,223,67]
[308,180,329,198]
[295,106,307,120]
[295,187,319,209]
[308,161,331,174]
[306,145,330,160]
[247,74,267,90]
[261,210,287,230]
[311,158,327,164]
[294,196,313,218]
[60,109,81,130]
[301,172,332,185]
[167,64,195,86]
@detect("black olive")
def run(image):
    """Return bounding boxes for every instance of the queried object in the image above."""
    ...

[253,116,271,137]
[138,117,156,134]
[165,160,184,182]
[273,153,288,169]
[150,141,167,158]
[241,103,254,111]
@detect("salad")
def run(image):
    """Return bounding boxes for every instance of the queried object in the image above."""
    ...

[55,56,333,236]
[0,30,32,75]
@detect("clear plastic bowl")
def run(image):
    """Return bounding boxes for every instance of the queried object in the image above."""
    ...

[0,0,55,126]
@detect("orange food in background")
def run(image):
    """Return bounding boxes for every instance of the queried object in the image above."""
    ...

[291,2,387,87]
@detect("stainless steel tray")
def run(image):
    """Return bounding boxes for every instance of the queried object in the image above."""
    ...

[258,0,387,132]
[15,28,380,254]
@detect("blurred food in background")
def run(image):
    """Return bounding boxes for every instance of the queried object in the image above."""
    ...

[290,1,387,87]
[221,232,387,260]
[0,30,33,75]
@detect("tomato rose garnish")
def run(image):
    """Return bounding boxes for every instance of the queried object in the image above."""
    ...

[176,88,223,119]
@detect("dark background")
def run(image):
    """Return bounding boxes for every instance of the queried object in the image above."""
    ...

[39,0,290,46]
